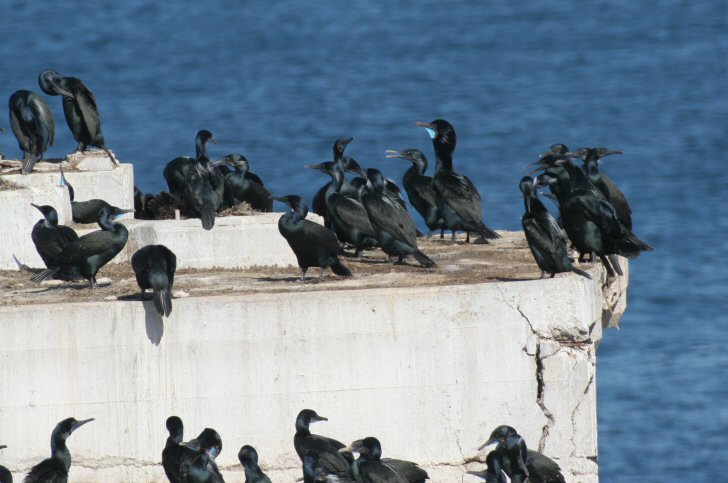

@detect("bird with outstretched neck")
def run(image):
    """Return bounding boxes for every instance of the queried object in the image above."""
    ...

[361,168,436,268]
[60,166,132,224]
[479,425,565,483]
[274,195,352,281]
[9,90,56,174]
[311,137,359,228]
[181,131,226,230]
[23,417,93,483]
[386,148,444,238]
[164,130,218,204]
[237,445,271,483]
[0,445,12,483]
[520,176,590,279]
[38,70,117,165]
[132,245,177,317]
[218,154,272,212]
[294,409,353,483]
[305,162,378,257]
[30,204,78,267]
[30,205,129,287]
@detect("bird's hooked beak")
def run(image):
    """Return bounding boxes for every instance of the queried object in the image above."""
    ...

[312,414,328,424]
[338,440,363,454]
[304,163,326,171]
[352,167,367,178]
[272,196,289,204]
[209,137,219,144]
[385,149,408,160]
[478,438,500,451]
[72,418,94,432]
[30,203,43,212]
[415,121,437,140]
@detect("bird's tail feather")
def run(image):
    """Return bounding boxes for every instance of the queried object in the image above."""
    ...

[200,209,215,230]
[21,154,40,175]
[30,267,58,284]
[570,266,592,280]
[330,259,352,277]
[153,287,173,317]
[478,223,501,240]
[607,254,624,276]
[413,249,436,268]
[103,146,119,166]
[618,232,653,258]
[13,255,34,272]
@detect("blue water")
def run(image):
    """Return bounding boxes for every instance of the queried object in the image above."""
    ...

[2,1,727,480]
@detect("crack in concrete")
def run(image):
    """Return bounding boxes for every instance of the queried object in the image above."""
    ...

[569,368,596,459]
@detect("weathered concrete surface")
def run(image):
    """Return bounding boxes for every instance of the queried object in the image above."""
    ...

[0,237,628,482]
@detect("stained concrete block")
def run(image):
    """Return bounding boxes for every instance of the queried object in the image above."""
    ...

[0,264,626,482]
[0,185,72,270]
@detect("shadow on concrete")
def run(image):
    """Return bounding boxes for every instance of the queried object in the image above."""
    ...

[143,301,164,345]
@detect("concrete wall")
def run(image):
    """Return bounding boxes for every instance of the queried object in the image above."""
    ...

[0,267,627,482]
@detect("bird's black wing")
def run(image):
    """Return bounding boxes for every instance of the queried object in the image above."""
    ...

[409,175,438,208]
[55,231,113,263]
[28,92,55,151]
[360,460,409,482]
[298,435,352,477]
[526,450,565,483]
[434,172,483,224]
[162,246,177,287]
[23,457,67,483]
[298,219,341,254]
[328,195,376,237]
[57,225,79,243]
[363,194,418,246]
[245,170,265,187]
[381,458,429,482]
[69,79,101,143]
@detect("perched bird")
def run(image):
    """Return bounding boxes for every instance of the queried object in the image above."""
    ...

[179,428,224,483]
[274,195,352,280]
[237,445,271,483]
[8,90,55,174]
[361,169,435,267]
[520,177,590,279]
[342,158,407,208]
[480,426,565,483]
[306,162,378,257]
[385,149,444,238]
[311,138,359,227]
[60,166,132,224]
[163,416,192,483]
[30,206,129,287]
[303,452,355,482]
[164,130,217,203]
[182,131,226,230]
[416,119,500,243]
[38,70,116,164]
[30,204,78,267]
[131,245,177,317]
[341,437,429,483]
[294,409,353,483]
[340,438,409,483]
[219,154,272,212]
[23,417,94,483]
[0,445,12,483]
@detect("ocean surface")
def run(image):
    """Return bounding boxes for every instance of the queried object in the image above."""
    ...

[2,1,726,480]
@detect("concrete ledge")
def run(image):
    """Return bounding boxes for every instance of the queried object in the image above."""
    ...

[0,259,627,482]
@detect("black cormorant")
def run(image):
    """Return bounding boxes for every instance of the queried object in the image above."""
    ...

[179,429,224,483]
[303,452,355,482]
[306,162,378,256]
[361,169,435,267]
[294,409,353,483]
[311,137,359,227]
[416,119,500,243]
[340,438,409,483]
[132,245,177,317]
[219,154,272,212]
[520,177,590,279]
[181,131,225,230]
[23,417,93,483]
[237,445,271,483]
[481,426,565,483]
[164,130,218,203]
[163,416,192,483]
[0,445,12,483]
[60,166,132,223]
[30,204,78,267]
[9,90,55,174]
[30,206,129,287]
[274,195,352,280]
[385,149,444,237]
[38,70,116,164]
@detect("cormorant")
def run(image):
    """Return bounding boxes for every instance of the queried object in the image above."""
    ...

[60,166,132,223]
[519,177,590,279]
[342,157,407,208]
[30,203,78,267]
[294,409,353,483]
[0,445,12,483]
[163,416,192,483]
[385,149,444,238]
[30,205,129,287]
[237,446,271,483]
[9,90,55,174]
[303,452,355,482]
[164,130,217,203]
[311,138,359,227]
[23,417,94,483]
[480,426,565,483]
[341,437,429,483]
[274,195,352,280]
[181,131,226,230]
[416,119,500,243]
[179,429,224,483]
[305,162,378,257]
[38,70,117,164]
[566,147,632,230]
[218,154,272,212]
[131,245,177,317]
[340,438,409,483]
[466,451,507,483]
[361,168,435,267]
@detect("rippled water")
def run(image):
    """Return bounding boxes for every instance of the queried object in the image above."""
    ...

[2,1,727,480]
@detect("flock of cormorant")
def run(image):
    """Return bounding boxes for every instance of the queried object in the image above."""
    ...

[4,70,653,482]
[0,411,566,483]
